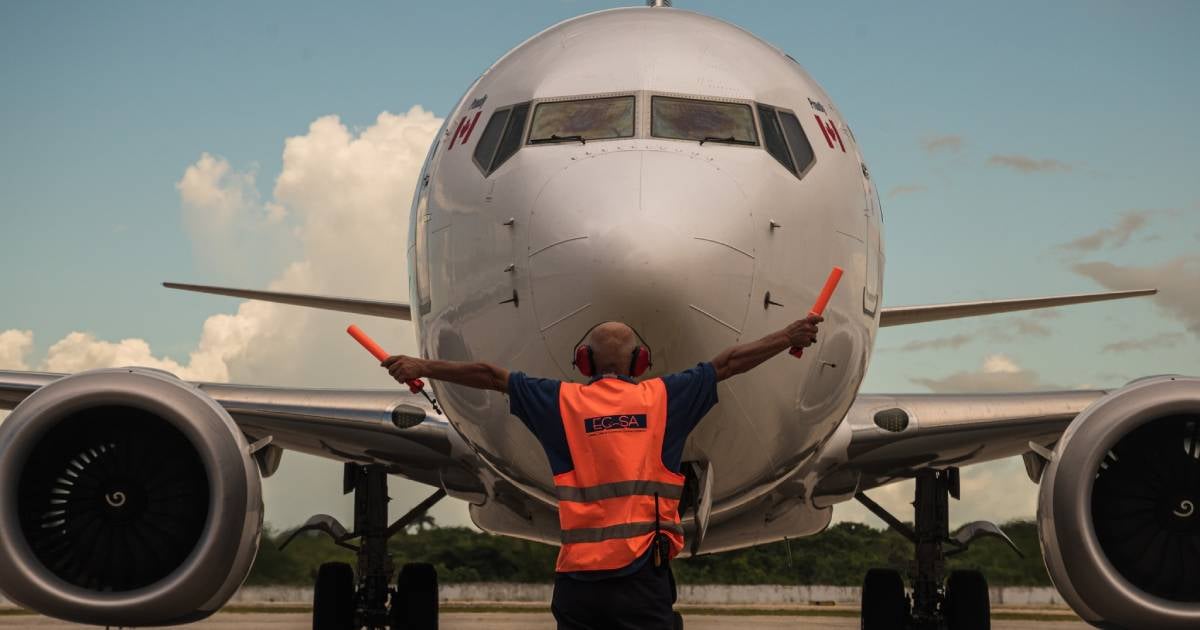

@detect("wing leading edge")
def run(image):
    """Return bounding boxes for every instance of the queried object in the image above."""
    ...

[879,288,1156,327]
[813,389,1110,504]
[163,282,412,320]
[160,285,1154,328]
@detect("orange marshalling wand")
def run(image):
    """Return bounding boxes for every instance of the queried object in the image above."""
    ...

[790,266,844,358]
[347,324,425,394]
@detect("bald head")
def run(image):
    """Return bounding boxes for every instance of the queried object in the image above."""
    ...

[583,321,640,376]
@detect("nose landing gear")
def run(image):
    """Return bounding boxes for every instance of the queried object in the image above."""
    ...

[281,463,445,630]
[855,467,1019,630]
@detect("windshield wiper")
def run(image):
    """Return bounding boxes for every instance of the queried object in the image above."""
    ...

[700,136,755,146]
[530,134,586,145]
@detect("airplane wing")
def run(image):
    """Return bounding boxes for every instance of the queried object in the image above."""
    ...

[879,288,1156,327]
[161,282,1155,330]
[162,282,412,320]
[812,389,1109,504]
[0,370,485,499]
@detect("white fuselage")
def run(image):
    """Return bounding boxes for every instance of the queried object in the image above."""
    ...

[407,7,884,530]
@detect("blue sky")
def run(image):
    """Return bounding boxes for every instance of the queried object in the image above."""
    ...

[1,0,1197,528]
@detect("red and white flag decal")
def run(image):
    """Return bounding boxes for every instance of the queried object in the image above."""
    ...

[814,115,845,153]
[447,111,482,150]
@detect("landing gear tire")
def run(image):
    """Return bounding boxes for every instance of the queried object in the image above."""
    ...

[390,562,438,630]
[313,562,355,630]
[860,567,907,630]
[944,569,990,630]
[294,467,447,630]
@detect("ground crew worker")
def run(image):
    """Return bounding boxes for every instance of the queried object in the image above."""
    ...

[381,315,822,629]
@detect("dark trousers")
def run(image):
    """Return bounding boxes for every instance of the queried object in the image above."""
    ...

[551,558,678,630]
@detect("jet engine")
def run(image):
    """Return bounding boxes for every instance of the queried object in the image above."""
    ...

[0,368,263,626]
[1037,375,1200,629]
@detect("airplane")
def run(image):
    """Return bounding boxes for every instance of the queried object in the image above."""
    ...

[1,2,1196,629]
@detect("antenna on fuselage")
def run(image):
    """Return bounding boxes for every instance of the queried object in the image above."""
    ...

[646,0,672,7]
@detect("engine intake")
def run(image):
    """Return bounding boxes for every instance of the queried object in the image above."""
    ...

[1038,375,1200,629]
[0,368,262,626]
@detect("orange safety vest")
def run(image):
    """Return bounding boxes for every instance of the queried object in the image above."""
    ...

[553,377,686,573]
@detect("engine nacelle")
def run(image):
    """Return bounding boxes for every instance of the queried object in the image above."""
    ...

[0,368,263,626]
[1038,375,1200,629]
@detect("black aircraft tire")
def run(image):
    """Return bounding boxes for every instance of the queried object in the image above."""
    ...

[945,569,990,630]
[392,562,439,630]
[860,568,907,630]
[313,562,355,630]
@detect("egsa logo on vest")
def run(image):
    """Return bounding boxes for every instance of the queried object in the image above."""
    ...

[583,414,648,435]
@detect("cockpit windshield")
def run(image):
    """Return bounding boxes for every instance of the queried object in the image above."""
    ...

[651,96,757,145]
[528,96,635,144]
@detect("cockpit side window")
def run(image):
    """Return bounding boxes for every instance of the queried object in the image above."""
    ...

[757,104,817,178]
[651,96,757,145]
[472,108,510,175]
[528,96,634,144]
[491,103,529,171]
[473,103,530,177]
[777,110,815,175]
[757,104,795,173]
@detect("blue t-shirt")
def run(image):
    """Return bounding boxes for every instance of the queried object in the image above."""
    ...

[507,363,719,580]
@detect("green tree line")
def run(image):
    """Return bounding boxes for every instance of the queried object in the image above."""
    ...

[246,519,1051,586]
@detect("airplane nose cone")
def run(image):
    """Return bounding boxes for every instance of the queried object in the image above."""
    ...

[527,150,755,376]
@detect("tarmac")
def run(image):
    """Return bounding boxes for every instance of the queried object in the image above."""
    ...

[0,610,1092,629]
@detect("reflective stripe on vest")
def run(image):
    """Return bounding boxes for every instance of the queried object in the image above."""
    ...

[560,521,685,544]
[553,377,686,573]
[555,480,684,503]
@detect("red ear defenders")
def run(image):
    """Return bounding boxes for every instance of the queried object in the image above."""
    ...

[571,322,652,377]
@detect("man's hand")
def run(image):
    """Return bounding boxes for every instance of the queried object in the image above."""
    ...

[711,314,825,381]
[785,314,824,349]
[382,355,425,385]
[381,355,510,393]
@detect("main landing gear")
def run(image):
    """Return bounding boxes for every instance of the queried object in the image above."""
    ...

[855,467,1021,630]
[280,463,445,630]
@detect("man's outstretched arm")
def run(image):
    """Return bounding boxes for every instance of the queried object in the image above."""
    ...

[710,315,823,381]
[381,355,510,393]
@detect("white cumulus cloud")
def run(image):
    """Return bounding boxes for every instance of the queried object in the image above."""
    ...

[10,106,452,528]
[38,107,442,387]
[911,353,1054,393]
[0,329,35,424]
[41,332,231,382]
[176,152,290,280]
[982,354,1020,374]
[0,330,33,370]
[176,152,260,224]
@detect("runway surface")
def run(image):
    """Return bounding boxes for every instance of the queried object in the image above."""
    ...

[0,611,1091,629]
